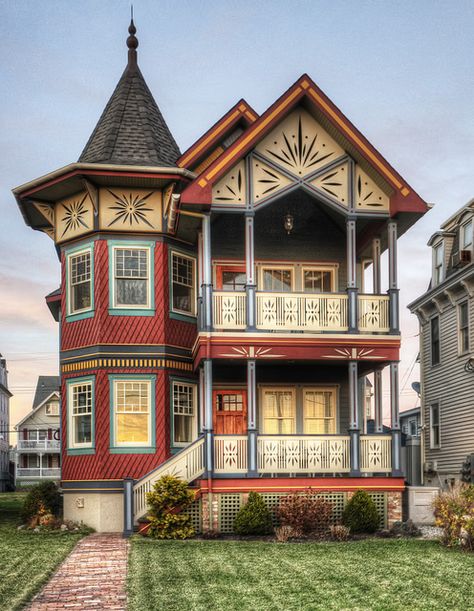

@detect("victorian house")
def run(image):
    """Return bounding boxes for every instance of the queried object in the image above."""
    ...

[15,376,61,486]
[0,355,12,492]
[409,199,474,486]
[13,22,429,532]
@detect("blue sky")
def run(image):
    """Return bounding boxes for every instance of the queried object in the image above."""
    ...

[1,0,473,425]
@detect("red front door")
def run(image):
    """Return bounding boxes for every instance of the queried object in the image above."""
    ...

[213,390,247,435]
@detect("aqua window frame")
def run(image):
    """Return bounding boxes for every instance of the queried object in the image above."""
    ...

[109,374,156,454]
[169,248,197,322]
[108,240,155,316]
[170,377,198,451]
[66,375,95,455]
[65,242,95,322]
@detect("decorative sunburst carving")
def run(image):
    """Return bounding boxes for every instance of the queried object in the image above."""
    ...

[355,167,389,211]
[60,194,89,237]
[212,161,246,204]
[309,161,349,207]
[33,202,55,224]
[107,190,155,227]
[252,158,293,203]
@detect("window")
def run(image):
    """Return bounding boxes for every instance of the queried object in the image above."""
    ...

[171,252,196,315]
[303,388,337,434]
[110,377,155,451]
[409,419,417,437]
[261,267,293,292]
[261,388,296,434]
[67,247,93,316]
[430,403,440,448]
[433,243,444,285]
[172,381,197,446]
[113,247,150,308]
[302,268,335,293]
[431,316,440,366]
[459,301,469,354]
[45,401,59,416]
[215,265,246,291]
[461,220,473,250]
[67,378,94,450]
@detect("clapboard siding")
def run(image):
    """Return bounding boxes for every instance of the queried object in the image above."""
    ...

[421,296,474,475]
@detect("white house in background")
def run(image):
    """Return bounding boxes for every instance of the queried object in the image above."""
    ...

[0,355,12,491]
[15,376,61,487]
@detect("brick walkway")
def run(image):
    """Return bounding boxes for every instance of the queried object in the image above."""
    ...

[27,533,129,610]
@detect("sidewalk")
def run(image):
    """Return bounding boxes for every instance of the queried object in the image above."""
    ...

[26,533,129,610]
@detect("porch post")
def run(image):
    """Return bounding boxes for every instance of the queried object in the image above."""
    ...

[245,212,256,330]
[39,452,43,478]
[247,359,258,476]
[374,367,384,433]
[123,477,134,538]
[388,220,399,333]
[390,361,402,476]
[348,360,361,476]
[346,217,358,333]
[202,214,213,331]
[203,359,214,476]
[372,237,381,294]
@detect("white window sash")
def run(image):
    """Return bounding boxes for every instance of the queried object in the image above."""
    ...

[113,380,152,447]
[67,248,92,316]
[171,252,197,316]
[112,246,151,309]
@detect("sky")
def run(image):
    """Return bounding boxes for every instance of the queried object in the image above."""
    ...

[1,0,473,432]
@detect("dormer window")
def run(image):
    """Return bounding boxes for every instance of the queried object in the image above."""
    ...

[433,242,444,285]
[461,219,473,251]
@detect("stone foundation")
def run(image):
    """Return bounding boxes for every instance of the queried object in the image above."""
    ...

[386,491,402,527]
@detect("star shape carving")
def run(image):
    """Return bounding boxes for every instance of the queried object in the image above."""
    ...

[61,194,89,237]
[107,190,155,227]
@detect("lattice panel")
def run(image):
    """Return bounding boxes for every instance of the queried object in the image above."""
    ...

[309,161,349,207]
[368,493,387,528]
[260,492,346,528]
[355,166,389,212]
[183,498,202,534]
[219,494,243,533]
[212,160,246,205]
[259,493,285,527]
[252,158,293,204]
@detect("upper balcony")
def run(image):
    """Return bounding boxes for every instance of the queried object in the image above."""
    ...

[17,439,61,452]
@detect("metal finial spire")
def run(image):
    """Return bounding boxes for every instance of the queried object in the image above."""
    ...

[127,7,138,67]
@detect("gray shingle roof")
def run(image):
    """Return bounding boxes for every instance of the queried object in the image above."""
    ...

[78,47,180,167]
[33,376,60,409]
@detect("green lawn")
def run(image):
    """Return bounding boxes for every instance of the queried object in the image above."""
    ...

[128,538,474,611]
[0,492,82,611]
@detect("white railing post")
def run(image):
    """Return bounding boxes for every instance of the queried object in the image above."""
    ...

[349,360,361,476]
[346,217,359,333]
[388,220,399,334]
[247,360,257,476]
[374,368,384,433]
[390,362,403,476]
[245,212,256,330]
[203,359,213,476]
[202,214,213,331]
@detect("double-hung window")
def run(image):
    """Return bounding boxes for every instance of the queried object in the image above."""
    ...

[461,220,473,251]
[261,267,293,292]
[302,267,335,293]
[67,377,94,452]
[67,246,93,318]
[110,244,153,312]
[172,381,197,447]
[430,403,440,448]
[433,243,444,285]
[110,376,155,452]
[171,252,196,316]
[431,316,440,366]
[458,301,469,354]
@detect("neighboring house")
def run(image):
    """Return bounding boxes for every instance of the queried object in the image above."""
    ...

[409,199,474,486]
[400,407,421,439]
[0,355,12,492]
[12,21,430,533]
[15,376,61,487]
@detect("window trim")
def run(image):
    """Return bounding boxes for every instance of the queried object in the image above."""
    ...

[430,315,440,367]
[66,375,95,455]
[109,374,156,454]
[458,300,470,356]
[460,219,473,251]
[301,266,337,293]
[108,241,155,316]
[65,243,94,321]
[302,386,339,435]
[170,378,199,451]
[433,241,444,286]
[169,249,197,321]
[259,265,295,292]
[429,403,441,449]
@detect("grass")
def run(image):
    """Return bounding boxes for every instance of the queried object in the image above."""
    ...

[128,537,474,611]
[0,492,83,611]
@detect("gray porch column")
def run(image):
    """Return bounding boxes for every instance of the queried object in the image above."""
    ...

[388,220,399,333]
[374,367,384,433]
[390,361,402,476]
[372,237,381,294]
[123,477,134,538]
[346,217,358,333]
[247,359,258,476]
[348,360,361,476]
[202,214,213,331]
[245,212,256,330]
[203,359,214,475]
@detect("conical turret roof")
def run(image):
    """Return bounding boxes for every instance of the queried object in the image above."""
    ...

[79,20,180,167]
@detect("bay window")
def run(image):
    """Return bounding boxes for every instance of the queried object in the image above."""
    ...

[110,243,153,312]
[67,377,94,452]
[172,381,198,447]
[67,246,93,318]
[110,376,155,452]
[171,252,196,316]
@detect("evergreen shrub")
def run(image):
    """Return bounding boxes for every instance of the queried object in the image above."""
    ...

[233,491,274,536]
[342,490,380,533]
[146,475,196,539]
[21,481,61,523]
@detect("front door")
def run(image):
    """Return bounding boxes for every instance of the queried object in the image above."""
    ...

[213,390,247,435]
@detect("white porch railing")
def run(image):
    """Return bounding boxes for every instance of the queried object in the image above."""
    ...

[17,440,60,451]
[133,436,205,520]
[16,468,61,478]
[360,435,392,472]
[213,292,247,329]
[258,435,351,474]
[257,293,348,331]
[358,295,390,333]
[214,436,248,473]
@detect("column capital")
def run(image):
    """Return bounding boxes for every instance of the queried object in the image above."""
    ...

[244,210,255,218]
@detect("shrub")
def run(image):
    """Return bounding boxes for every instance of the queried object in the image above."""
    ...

[233,491,273,536]
[433,483,474,550]
[330,524,350,541]
[275,525,296,542]
[342,490,380,534]
[277,491,333,537]
[389,519,421,538]
[21,481,61,524]
[146,475,196,539]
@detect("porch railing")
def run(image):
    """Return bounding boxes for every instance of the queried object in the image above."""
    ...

[258,435,351,473]
[17,440,60,451]
[213,292,247,329]
[360,435,392,472]
[16,468,61,478]
[358,295,390,333]
[214,435,248,473]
